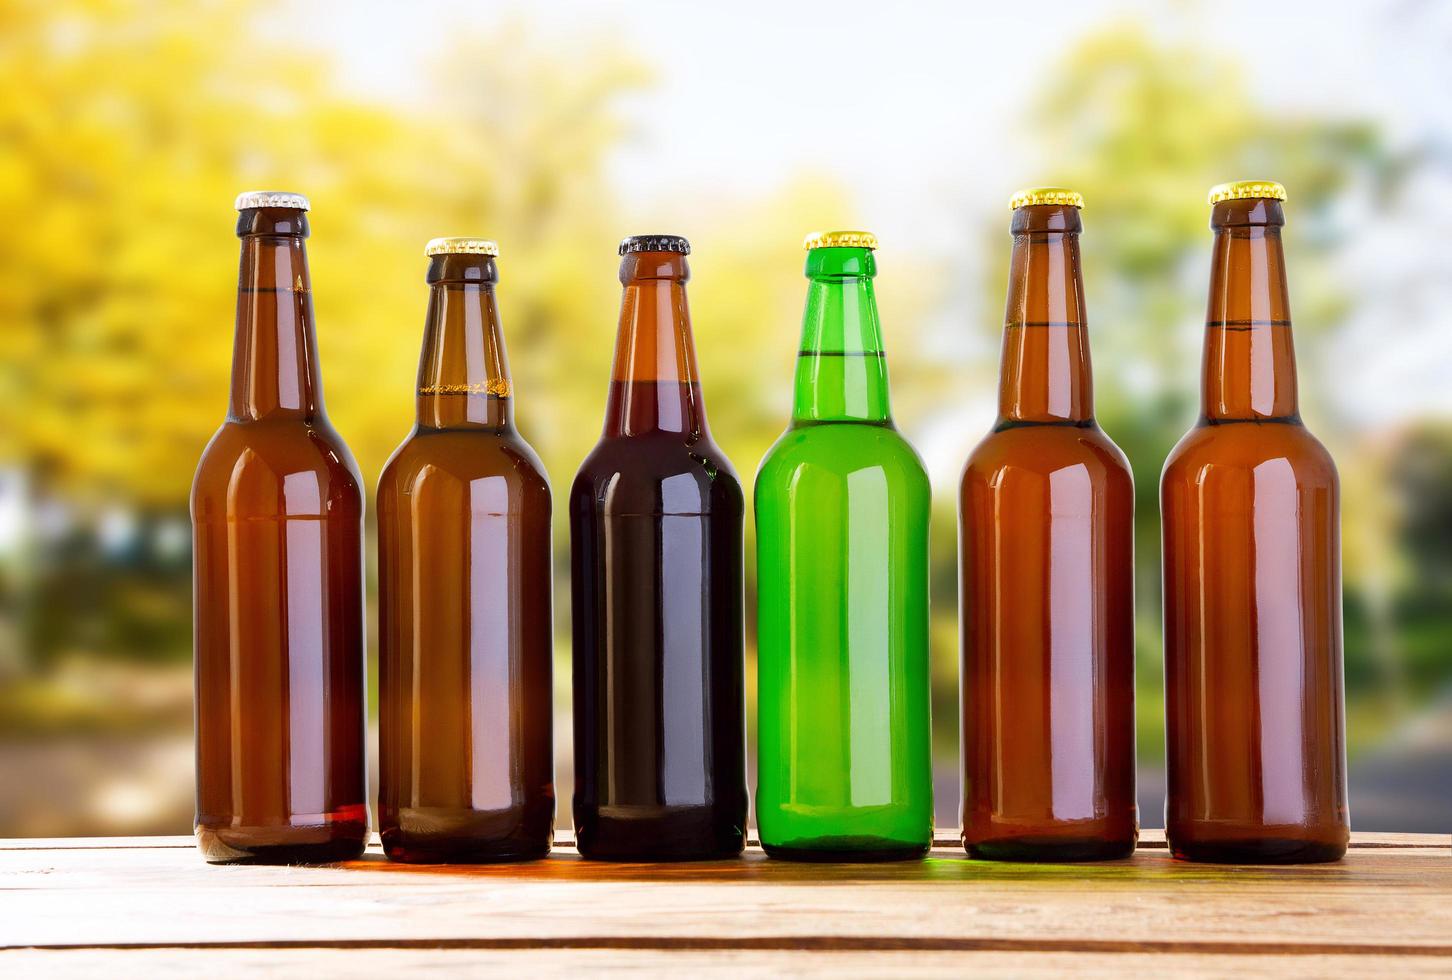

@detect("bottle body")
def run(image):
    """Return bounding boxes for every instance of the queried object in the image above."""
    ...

[959,425,1137,859]
[377,433,554,861]
[755,239,933,861]
[192,201,368,864]
[1162,415,1348,862]
[755,422,933,859]
[959,198,1137,861]
[377,249,555,863]
[570,425,747,860]
[569,242,747,861]
[1161,190,1349,863]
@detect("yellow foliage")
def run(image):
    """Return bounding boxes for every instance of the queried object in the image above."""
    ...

[0,1,634,504]
[0,0,944,519]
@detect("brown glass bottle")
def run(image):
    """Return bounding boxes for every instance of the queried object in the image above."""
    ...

[1161,182,1349,864]
[376,239,554,863]
[958,190,1138,861]
[569,235,747,861]
[191,192,367,864]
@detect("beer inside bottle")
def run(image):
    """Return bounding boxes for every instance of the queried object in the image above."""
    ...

[754,232,933,861]
[1161,181,1349,863]
[959,190,1137,861]
[191,192,368,864]
[376,239,555,863]
[569,235,747,861]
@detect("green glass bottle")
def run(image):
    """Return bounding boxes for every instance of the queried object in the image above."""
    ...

[754,231,933,862]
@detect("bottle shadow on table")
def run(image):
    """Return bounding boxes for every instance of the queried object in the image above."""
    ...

[336,844,1363,885]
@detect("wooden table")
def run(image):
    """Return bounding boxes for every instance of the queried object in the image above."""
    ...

[2,831,1448,976]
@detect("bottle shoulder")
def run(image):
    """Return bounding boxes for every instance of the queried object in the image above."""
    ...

[962,422,1132,489]
[378,427,550,497]
[571,433,742,516]
[192,418,362,519]
[1162,419,1337,488]
[756,421,929,490]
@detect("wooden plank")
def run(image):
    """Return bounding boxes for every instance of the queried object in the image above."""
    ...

[1,837,1449,957]
[6,947,1452,979]
[0,837,197,851]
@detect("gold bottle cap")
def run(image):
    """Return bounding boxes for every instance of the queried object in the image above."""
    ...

[234,190,310,211]
[803,230,878,251]
[1208,180,1286,205]
[425,237,500,257]
[1009,187,1083,210]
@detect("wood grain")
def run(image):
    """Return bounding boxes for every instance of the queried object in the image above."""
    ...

[6,948,1452,980]
[1,833,1447,975]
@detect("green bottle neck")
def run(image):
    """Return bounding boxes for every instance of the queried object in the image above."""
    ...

[792,247,892,424]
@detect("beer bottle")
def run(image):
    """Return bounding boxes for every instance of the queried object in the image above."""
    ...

[1161,181,1349,863]
[755,231,933,861]
[377,239,554,863]
[959,189,1137,861]
[569,235,747,861]
[191,192,368,864]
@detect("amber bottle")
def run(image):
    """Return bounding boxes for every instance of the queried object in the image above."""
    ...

[569,235,747,861]
[959,189,1138,861]
[191,192,368,864]
[377,239,554,863]
[1161,181,1349,863]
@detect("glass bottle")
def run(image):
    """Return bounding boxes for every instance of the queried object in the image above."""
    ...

[959,189,1137,861]
[1161,181,1349,863]
[569,235,747,861]
[192,191,367,864]
[377,238,554,863]
[755,231,933,862]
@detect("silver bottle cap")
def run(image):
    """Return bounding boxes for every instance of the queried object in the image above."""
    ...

[234,191,310,212]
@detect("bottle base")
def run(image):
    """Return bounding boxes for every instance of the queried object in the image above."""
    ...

[964,835,1137,863]
[382,837,553,864]
[574,802,746,862]
[196,813,368,865]
[1169,837,1347,864]
[380,802,555,864]
[577,844,745,863]
[762,836,930,863]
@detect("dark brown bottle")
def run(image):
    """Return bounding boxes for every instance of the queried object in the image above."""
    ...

[959,189,1138,861]
[569,235,747,861]
[377,239,554,863]
[191,192,367,864]
[1161,181,1349,864]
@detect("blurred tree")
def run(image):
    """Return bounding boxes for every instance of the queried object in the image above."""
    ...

[0,0,656,679]
[1387,423,1452,690]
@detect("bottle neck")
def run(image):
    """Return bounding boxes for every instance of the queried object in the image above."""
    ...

[997,206,1092,424]
[792,247,891,424]
[602,250,706,439]
[228,208,323,422]
[416,255,512,430]
[1202,199,1299,422]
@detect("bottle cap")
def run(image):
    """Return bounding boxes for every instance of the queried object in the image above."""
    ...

[1208,180,1286,205]
[234,191,310,211]
[802,230,878,251]
[425,237,500,256]
[1009,187,1083,210]
[619,235,690,255]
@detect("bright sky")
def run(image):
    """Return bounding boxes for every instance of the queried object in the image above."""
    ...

[285,0,1452,431]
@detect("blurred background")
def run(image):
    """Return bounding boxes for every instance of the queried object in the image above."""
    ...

[2,0,1449,838]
